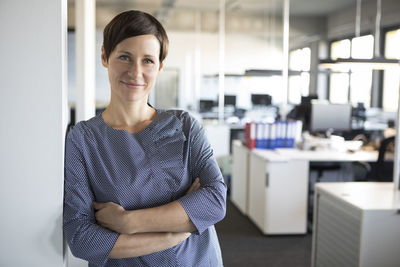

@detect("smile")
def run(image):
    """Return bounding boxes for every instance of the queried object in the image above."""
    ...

[121,81,145,89]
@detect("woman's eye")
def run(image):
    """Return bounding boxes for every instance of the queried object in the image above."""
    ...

[144,58,154,64]
[119,55,130,61]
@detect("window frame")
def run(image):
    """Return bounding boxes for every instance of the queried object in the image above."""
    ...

[380,24,400,111]
[327,31,374,106]
[288,46,311,105]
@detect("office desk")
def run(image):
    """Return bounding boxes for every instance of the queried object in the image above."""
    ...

[273,147,379,162]
[231,141,382,235]
[248,149,309,234]
[231,142,250,215]
[312,182,400,267]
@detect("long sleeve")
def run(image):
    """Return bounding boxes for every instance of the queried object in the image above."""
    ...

[178,116,227,234]
[63,127,119,265]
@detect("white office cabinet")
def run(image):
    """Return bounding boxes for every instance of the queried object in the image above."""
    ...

[248,151,309,234]
[312,182,400,267]
[231,141,250,215]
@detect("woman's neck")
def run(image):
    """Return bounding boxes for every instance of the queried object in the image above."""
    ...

[102,97,157,130]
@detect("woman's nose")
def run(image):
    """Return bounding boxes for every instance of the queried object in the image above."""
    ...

[127,62,142,77]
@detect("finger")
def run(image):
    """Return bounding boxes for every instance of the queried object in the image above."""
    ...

[191,178,199,187]
[191,178,200,187]
[93,202,105,210]
[192,184,200,192]
[186,187,194,195]
[193,178,201,189]
[186,183,196,194]
[194,182,201,190]
[189,178,198,188]
[186,178,201,194]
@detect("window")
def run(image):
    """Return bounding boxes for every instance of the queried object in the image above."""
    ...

[383,28,400,112]
[329,35,373,107]
[331,39,350,60]
[329,73,349,104]
[351,35,374,59]
[288,47,311,104]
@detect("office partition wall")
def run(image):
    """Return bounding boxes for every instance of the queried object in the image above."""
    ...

[0,0,68,266]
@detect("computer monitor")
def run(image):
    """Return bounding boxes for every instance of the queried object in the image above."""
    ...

[199,100,215,113]
[251,94,272,106]
[301,95,318,104]
[224,95,236,107]
[310,102,352,133]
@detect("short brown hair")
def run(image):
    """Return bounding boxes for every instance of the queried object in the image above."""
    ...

[103,10,169,62]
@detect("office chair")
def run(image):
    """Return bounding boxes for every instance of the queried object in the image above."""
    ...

[353,136,394,182]
[307,161,342,232]
[310,162,342,183]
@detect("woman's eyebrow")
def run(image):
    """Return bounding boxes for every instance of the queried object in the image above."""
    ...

[118,51,156,58]
[118,50,132,55]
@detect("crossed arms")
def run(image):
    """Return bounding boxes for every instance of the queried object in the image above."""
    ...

[93,178,200,258]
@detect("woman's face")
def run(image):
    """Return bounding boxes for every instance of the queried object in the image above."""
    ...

[102,34,163,104]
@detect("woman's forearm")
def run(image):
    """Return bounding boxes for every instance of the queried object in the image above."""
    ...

[95,179,200,235]
[108,232,190,259]
[126,200,196,234]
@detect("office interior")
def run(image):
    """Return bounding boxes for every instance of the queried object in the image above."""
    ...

[1,0,400,266]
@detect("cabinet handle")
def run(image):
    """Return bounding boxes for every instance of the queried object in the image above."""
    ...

[266,173,269,188]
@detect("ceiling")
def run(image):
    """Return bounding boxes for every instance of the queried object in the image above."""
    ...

[93,0,353,16]
[68,0,355,31]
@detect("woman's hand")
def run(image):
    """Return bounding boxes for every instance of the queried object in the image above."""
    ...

[186,177,201,195]
[93,202,131,234]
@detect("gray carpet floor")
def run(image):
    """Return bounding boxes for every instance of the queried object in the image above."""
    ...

[215,200,312,267]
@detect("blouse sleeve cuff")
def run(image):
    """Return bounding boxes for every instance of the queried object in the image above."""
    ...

[178,196,208,235]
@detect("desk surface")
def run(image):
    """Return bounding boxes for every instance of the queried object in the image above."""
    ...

[251,147,379,163]
[276,148,379,162]
[316,182,400,210]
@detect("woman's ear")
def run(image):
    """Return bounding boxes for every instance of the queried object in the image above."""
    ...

[159,61,164,72]
[101,46,108,67]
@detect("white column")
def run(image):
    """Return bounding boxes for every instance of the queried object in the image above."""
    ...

[394,67,400,190]
[75,0,96,122]
[281,0,290,119]
[184,53,193,109]
[0,0,67,266]
[194,11,202,112]
[218,0,226,122]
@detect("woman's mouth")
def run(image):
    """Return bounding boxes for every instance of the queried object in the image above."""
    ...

[121,81,145,89]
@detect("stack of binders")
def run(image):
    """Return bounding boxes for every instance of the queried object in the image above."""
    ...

[244,121,298,150]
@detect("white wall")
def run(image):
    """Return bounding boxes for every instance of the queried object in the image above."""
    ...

[0,0,67,266]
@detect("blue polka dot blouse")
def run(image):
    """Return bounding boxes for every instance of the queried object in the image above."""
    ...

[63,109,227,266]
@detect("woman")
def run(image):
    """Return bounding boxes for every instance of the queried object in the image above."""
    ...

[63,10,227,267]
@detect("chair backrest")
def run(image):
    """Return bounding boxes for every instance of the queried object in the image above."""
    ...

[373,136,395,181]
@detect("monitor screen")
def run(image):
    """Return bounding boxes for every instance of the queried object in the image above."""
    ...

[301,95,318,104]
[199,100,215,112]
[310,103,352,132]
[224,95,236,107]
[251,94,272,106]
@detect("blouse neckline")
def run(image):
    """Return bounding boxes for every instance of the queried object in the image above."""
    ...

[98,107,162,136]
